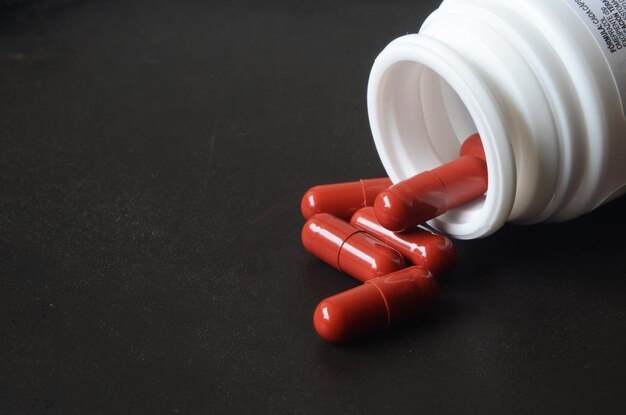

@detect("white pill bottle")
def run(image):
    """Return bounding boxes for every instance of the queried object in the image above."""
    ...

[368,0,626,239]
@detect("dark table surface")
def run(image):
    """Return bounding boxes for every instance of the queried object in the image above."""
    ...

[2,0,626,413]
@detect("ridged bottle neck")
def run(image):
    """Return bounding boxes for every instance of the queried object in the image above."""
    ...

[425,0,590,224]
[368,0,608,238]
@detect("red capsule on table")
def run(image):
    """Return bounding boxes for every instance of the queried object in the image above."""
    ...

[301,213,405,283]
[313,266,439,343]
[301,177,392,220]
[350,207,456,278]
[374,134,488,232]
[459,133,486,161]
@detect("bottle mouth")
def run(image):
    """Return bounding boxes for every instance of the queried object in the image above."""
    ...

[367,35,516,239]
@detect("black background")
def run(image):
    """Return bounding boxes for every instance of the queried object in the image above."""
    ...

[2,0,626,413]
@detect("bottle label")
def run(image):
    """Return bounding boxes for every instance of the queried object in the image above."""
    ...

[565,0,626,117]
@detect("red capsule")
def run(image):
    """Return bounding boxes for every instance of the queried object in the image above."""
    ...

[301,178,392,220]
[459,133,486,161]
[374,153,488,232]
[313,266,439,342]
[302,213,405,283]
[350,207,456,277]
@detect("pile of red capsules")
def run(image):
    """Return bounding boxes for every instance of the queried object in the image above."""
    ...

[301,134,488,342]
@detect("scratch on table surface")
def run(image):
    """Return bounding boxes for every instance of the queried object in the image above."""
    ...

[43,157,118,244]
[1,52,48,62]
[0,212,15,226]
[250,201,287,224]
[207,130,216,171]
[58,157,113,212]
[3,52,26,60]
[329,97,340,163]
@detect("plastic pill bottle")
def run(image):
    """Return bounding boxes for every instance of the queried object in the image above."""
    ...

[368,0,626,239]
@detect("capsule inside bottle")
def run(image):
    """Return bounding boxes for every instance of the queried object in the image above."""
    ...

[374,134,488,232]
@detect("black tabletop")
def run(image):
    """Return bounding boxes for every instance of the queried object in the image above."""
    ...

[2,0,626,413]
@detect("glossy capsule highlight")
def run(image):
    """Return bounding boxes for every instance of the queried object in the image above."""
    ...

[301,213,405,283]
[313,266,439,343]
[374,135,488,232]
[301,178,392,220]
[350,207,456,277]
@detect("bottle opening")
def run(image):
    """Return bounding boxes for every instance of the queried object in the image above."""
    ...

[376,60,486,221]
[368,35,516,239]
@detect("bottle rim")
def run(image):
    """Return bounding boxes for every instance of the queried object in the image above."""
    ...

[367,34,516,239]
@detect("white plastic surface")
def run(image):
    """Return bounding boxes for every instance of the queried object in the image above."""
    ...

[368,0,626,239]
[563,0,626,118]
